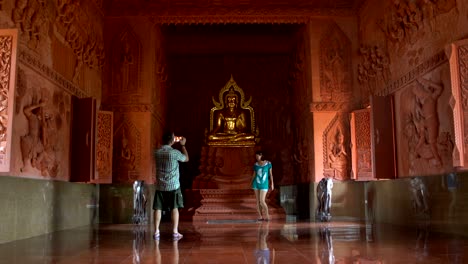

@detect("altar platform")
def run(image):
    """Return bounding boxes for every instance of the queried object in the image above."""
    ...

[182,146,286,222]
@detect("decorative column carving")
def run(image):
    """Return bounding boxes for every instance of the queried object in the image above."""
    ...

[0,29,18,172]
[447,39,468,167]
[350,108,372,180]
[96,111,113,183]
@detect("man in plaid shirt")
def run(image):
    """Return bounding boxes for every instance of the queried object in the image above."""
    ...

[153,131,189,240]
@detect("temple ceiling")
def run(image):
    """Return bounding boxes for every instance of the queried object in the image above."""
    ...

[103,0,365,24]
[163,24,301,54]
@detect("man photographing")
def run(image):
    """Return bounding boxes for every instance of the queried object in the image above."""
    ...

[153,131,189,240]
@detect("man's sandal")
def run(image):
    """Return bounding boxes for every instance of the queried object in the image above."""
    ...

[153,231,160,240]
[172,233,183,240]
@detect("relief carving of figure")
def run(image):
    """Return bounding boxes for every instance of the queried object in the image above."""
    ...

[293,138,309,183]
[20,91,63,177]
[412,77,443,167]
[118,39,134,93]
[12,0,28,29]
[323,39,347,94]
[21,95,48,173]
[421,0,436,32]
[358,45,390,95]
[57,0,79,27]
[328,128,348,180]
[120,129,135,170]
[20,98,47,171]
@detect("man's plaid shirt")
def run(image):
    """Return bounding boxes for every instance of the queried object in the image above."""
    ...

[154,145,187,191]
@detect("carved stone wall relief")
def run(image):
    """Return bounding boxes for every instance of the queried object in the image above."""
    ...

[383,51,447,96]
[113,117,141,183]
[19,84,71,178]
[397,65,453,176]
[320,22,352,102]
[378,0,457,55]
[111,27,141,96]
[12,0,49,50]
[358,45,390,97]
[54,0,105,93]
[323,113,351,181]
[292,114,312,183]
[11,0,106,97]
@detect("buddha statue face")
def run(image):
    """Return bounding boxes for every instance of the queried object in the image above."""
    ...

[226,95,237,109]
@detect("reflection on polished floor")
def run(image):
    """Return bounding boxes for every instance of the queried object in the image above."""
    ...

[0,220,467,264]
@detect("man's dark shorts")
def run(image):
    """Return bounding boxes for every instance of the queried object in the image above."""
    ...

[153,188,184,211]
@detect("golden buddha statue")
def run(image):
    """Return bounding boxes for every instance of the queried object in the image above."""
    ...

[207,76,258,146]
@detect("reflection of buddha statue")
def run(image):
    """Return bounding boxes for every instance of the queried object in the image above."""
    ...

[207,76,258,146]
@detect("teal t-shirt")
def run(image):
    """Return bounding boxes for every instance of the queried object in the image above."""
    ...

[252,161,272,190]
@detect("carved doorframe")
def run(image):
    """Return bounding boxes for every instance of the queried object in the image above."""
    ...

[447,39,468,167]
[0,29,18,172]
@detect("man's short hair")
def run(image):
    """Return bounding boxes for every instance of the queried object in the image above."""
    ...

[162,131,174,145]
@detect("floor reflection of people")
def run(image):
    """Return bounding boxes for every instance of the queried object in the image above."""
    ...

[132,225,146,264]
[415,222,429,261]
[409,177,430,217]
[443,169,459,218]
[255,222,275,264]
[318,227,335,264]
[155,240,179,264]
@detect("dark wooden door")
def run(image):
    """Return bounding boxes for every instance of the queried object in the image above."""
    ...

[370,95,397,179]
[70,97,96,182]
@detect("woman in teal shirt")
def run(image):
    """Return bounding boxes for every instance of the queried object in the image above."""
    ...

[251,151,274,221]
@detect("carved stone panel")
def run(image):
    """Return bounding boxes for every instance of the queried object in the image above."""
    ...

[12,0,49,50]
[358,45,390,97]
[0,29,18,172]
[377,0,457,56]
[96,111,113,183]
[320,22,352,102]
[111,27,141,96]
[350,108,372,180]
[323,113,351,181]
[396,64,454,176]
[113,117,141,183]
[16,71,72,179]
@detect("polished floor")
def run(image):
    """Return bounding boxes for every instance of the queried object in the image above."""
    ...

[0,220,467,264]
